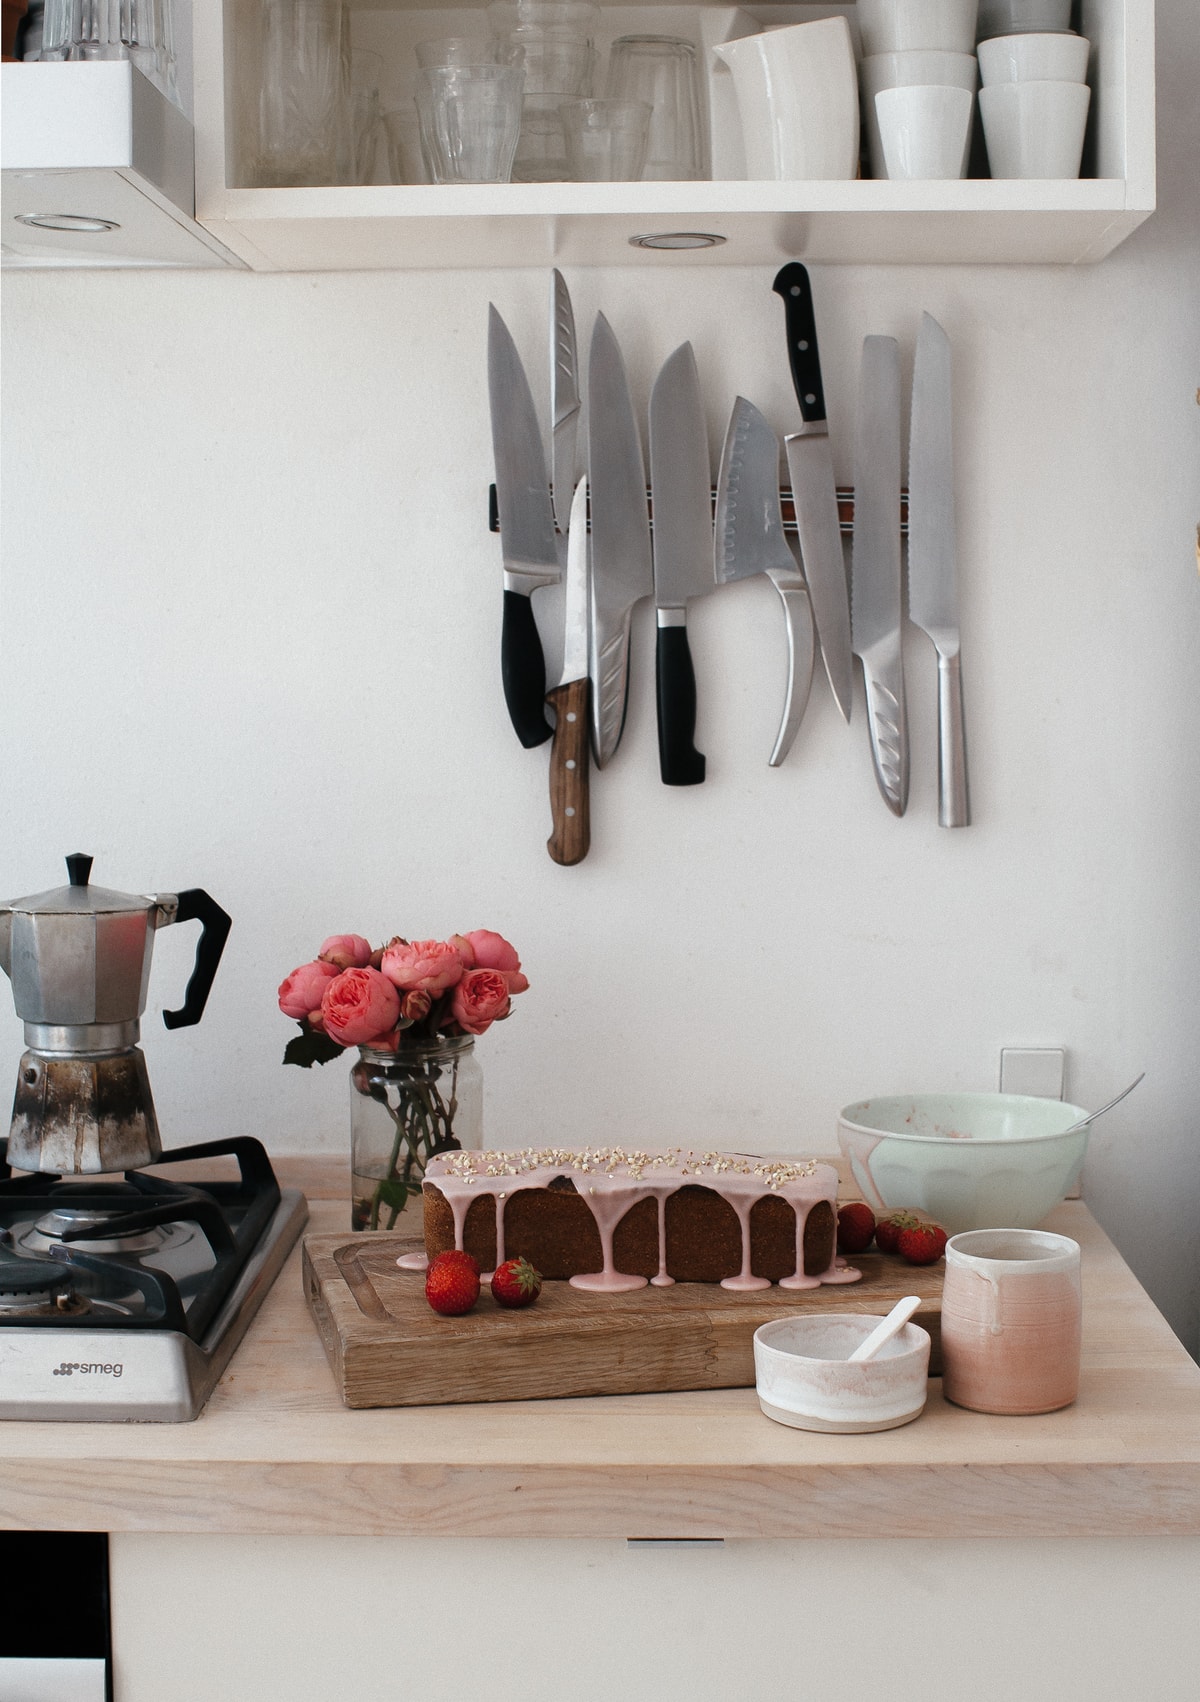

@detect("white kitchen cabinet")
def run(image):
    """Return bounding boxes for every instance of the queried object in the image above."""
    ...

[193,0,1155,271]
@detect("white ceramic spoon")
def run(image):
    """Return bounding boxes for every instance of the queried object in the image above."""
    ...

[847,1294,923,1363]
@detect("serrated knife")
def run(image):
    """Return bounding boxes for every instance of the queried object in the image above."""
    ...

[545,476,591,866]
[587,312,653,769]
[772,262,853,723]
[488,304,561,750]
[714,397,815,767]
[649,341,713,787]
[909,312,970,828]
[550,269,581,535]
[852,336,908,815]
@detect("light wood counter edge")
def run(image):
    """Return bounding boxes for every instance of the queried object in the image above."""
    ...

[1,1156,1198,1540]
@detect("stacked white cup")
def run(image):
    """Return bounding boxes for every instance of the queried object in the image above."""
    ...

[857,0,980,180]
[976,0,1091,179]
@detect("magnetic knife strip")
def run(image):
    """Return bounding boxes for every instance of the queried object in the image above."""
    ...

[488,485,910,536]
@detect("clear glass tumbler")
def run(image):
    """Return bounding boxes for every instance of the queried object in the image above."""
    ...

[415,34,501,69]
[256,0,348,187]
[605,34,705,180]
[488,0,597,182]
[416,62,526,184]
[559,97,650,180]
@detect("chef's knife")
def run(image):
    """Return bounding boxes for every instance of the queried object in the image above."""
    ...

[714,397,815,767]
[545,476,591,865]
[649,341,713,787]
[772,262,854,723]
[908,312,970,828]
[550,270,581,536]
[587,311,653,769]
[487,303,560,750]
[851,336,908,815]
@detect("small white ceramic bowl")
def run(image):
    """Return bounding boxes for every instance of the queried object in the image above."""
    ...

[977,30,1089,85]
[838,1091,1091,1233]
[976,0,1071,37]
[857,0,979,58]
[754,1314,931,1433]
[979,77,1090,176]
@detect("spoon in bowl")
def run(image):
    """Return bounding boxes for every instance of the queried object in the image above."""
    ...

[1060,1071,1145,1135]
[848,1294,923,1364]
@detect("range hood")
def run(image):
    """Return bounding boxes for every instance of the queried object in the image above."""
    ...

[2,61,238,268]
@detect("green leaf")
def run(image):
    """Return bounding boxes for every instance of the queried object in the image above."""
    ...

[283,1029,346,1069]
[376,1177,411,1212]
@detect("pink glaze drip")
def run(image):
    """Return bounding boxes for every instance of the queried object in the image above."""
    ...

[395,1250,429,1272]
[569,1184,648,1292]
[720,1196,771,1291]
[819,1256,864,1286]
[778,1200,821,1290]
[650,1190,675,1287]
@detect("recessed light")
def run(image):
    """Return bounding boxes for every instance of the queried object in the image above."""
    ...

[628,231,727,251]
[15,213,120,234]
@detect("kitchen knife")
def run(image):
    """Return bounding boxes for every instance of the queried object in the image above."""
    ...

[714,397,815,767]
[649,341,714,786]
[487,303,561,750]
[851,336,908,815]
[772,262,854,723]
[587,311,653,769]
[545,476,591,866]
[550,269,581,536]
[908,312,970,828]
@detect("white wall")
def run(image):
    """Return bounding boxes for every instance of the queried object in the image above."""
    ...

[2,11,1198,1354]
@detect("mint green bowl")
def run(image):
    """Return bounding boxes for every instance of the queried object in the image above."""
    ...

[837,1092,1090,1235]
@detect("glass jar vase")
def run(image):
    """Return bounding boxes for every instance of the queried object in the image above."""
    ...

[349,1035,482,1231]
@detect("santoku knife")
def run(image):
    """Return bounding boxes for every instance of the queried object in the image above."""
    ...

[851,335,908,815]
[714,397,815,767]
[908,312,970,828]
[487,304,561,750]
[649,341,714,786]
[772,262,854,723]
[550,269,581,536]
[587,312,653,769]
[545,476,591,865]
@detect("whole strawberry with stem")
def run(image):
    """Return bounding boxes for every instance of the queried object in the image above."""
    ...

[490,1257,543,1309]
[875,1211,921,1255]
[836,1201,876,1254]
[897,1223,948,1266]
[425,1249,481,1315]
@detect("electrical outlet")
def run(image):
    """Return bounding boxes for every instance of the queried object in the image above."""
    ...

[999,1048,1065,1099]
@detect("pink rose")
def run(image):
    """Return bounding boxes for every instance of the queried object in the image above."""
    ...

[463,930,529,995]
[379,938,464,995]
[448,933,476,969]
[320,967,402,1047]
[318,934,373,970]
[278,960,340,1021]
[449,967,510,1035]
[400,989,432,1023]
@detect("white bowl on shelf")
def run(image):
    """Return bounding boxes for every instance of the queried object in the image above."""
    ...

[980,77,1090,177]
[860,49,978,178]
[976,0,1072,37]
[754,1314,932,1433]
[857,0,979,57]
[876,83,974,178]
[837,1091,1092,1232]
[977,30,1090,85]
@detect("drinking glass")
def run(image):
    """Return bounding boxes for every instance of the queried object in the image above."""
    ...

[559,97,650,180]
[41,0,175,100]
[383,104,429,183]
[344,47,383,184]
[606,35,705,180]
[416,63,525,184]
[415,35,501,69]
[488,0,597,182]
[256,0,347,187]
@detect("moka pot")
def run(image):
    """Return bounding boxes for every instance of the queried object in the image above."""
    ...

[0,854,231,1174]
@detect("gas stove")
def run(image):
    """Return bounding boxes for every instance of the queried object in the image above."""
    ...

[0,1135,307,1422]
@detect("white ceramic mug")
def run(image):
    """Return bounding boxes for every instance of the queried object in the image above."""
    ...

[711,15,859,181]
[860,49,977,178]
[876,83,974,179]
[977,30,1090,85]
[941,1228,1081,1415]
[857,0,979,57]
[980,77,1090,177]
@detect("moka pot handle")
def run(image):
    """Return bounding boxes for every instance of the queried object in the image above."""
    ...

[160,889,232,1030]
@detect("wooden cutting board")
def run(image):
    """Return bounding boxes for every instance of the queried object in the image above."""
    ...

[303,1232,944,1410]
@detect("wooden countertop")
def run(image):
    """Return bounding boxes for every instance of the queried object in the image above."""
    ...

[2,1156,1198,1539]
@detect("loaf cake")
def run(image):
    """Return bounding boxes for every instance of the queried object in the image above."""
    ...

[418,1147,862,1292]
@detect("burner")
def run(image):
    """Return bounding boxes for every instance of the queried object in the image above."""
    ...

[21,1206,193,1259]
[0,1253,89,1319]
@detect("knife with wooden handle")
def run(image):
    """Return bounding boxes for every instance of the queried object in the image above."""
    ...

[545,477,591,865]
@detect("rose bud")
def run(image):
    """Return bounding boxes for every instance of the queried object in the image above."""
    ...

[463,930,528,995]
[278,960,340,1021]
[318,934,373,970]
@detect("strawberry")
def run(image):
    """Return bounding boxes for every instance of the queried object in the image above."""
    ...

[836,1201,876,1254]
[874,1211,921,1255]
[435,1247,480,1277]
[896,1223,948,1266]
[490,1256,543,1309]
[425,1250,481,1315]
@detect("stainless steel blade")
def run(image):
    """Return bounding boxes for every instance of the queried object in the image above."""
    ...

[908,312,969,827]
[488,304,560,594]
[557,475,590,690]
[550,270,580,536]
[587,311,653,768]
[715,397,814,767]
[649,341,713,611]
[851,336,907,814]
[784,428,853,722]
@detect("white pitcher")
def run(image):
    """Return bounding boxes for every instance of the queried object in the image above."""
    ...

[711,15,859,180]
